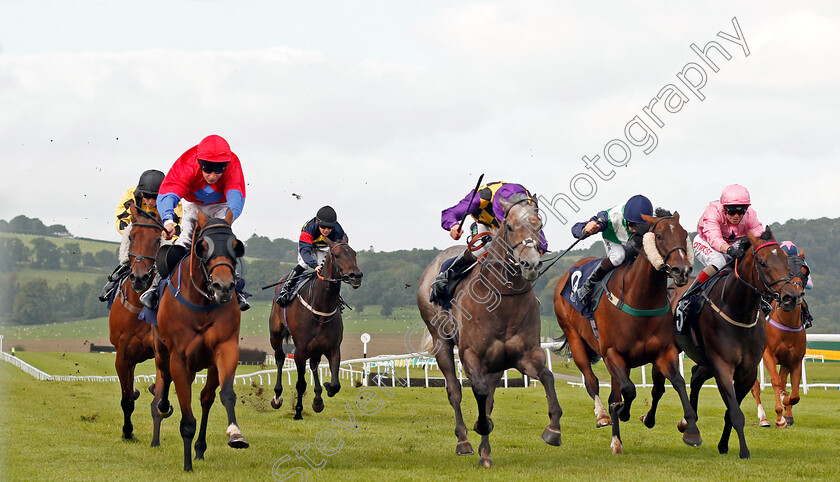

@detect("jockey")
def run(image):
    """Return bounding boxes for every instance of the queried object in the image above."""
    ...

[431,181,547,302]
[139,135,249,311]
[779,240,814,329]
[99,170,182,301]
[570,194,653,303]
[677,184,764,313]
[276,206,348,306]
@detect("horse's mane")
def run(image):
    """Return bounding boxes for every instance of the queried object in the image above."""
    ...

[654,207,672,218]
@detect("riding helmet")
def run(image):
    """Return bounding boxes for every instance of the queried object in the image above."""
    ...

[623,194,653,224]
[316,205,337,228]
[196,134,233,163]
[720,184,751,206]
[135,169,165,197]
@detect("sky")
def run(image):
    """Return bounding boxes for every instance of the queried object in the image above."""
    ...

[1,1,838,253]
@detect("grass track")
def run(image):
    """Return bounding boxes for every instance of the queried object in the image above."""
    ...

[2,360,840,480]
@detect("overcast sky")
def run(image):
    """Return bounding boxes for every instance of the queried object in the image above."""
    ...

[1,1,838,253]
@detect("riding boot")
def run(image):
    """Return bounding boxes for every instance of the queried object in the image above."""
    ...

[139,273,162,309]
[277,265,306,306]
[574,258,614,303]
[431,250,476,301]
[801,300,813,329]
[237,292,251,312]
[99,264,130,301]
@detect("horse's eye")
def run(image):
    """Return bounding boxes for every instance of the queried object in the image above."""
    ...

[655,234,662,240]
[506,224,513,233]
[128,234,134,242]
[759,260,767,268]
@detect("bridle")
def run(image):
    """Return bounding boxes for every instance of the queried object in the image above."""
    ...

[638,216,691,276]
[190,222,240,301]
[127,202,165,281]
[734,241,796,303]
[315,242,360,285]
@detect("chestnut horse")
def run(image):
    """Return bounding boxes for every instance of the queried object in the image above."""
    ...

[108,201,173,441]
[670,228,803,459]
[553,211,701,454]
[751,248,809,428]
[417,196,562,468]
[268,238,363,419]
[152,211,248,471]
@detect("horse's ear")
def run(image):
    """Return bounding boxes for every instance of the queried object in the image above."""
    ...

[128,201,139,223]
[225,209,234,225]
[799,249,806,260]
[673,211,680,223]
[499,197,512,219]
[197,210,209,228]
[231,238,245,258]
[325,237,336,247]
[641,214,655,225]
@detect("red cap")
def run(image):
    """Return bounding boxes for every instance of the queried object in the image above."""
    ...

[196,135,233,163]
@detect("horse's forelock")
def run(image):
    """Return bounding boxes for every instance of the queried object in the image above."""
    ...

[654,207,672,218]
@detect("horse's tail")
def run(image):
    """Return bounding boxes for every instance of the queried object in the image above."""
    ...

[419,331,434,354]
[550,334,601,365]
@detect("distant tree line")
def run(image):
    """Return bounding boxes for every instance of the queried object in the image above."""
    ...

[0,215,70,236]
[1,216,838,334]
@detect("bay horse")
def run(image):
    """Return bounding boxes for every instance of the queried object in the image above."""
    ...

[417,195,562,468]
[751,248,809,428]
[268,238,363,419]
[108,201,172,441]
[152,210,248,471]
[552,210,701,454]
[670,228,803,459]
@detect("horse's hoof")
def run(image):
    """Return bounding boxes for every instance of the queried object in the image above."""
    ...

[313,400,325,413]
[456,440,474,455]
[776,419,787,429]
[325,383,340,397]
[132,388,141,401]
[596,417,612,428]
[148,383,155,395]
[718,442,728,455]
[478,457,492,468]
[157,403,174,418]
[785,416,794,426]
[640,413,655,429]
[194,453,205,461]
[541,426,562,446]
[150,440,160,448]
[677,418,688,433]
[122,432,134,440]
[682,431,702,447]
[739,449,750,460]
[270,397,283,409]
[228,434,249,449]
[759,419,771,428]
[294,413,303,421]
[610,436,623,455]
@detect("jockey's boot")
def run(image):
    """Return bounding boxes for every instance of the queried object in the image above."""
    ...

[99,264,130,301]
[431,250,476,301]
[574,258,614,303]
[237,293,250,312]
[801,299,813,329]
[139,273,162,309]
[277,265,306,306]
[675,266,717,322]
[760,298,773,316]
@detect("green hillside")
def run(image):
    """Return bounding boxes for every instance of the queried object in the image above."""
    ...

[1,215,838,333]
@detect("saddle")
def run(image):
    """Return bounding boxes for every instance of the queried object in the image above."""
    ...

[429,256,478,310]
[673,271,729,365]
[275,270,316,307]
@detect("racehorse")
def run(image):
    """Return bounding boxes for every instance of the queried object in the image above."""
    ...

[268,238,363,419]
[108,201,171,441]
[417,195,562,468]
[751,248,809,428]
[152,210,249,471]
[670,228,803,459]
[552,210,701,454]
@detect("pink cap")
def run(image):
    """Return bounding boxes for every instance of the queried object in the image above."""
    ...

[720,184,751,205]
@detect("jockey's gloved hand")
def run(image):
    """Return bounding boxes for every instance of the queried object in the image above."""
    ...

[726,244,746,260]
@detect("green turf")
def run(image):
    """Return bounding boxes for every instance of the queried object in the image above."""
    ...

[13,268,107,287]
[2,359,840,480]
